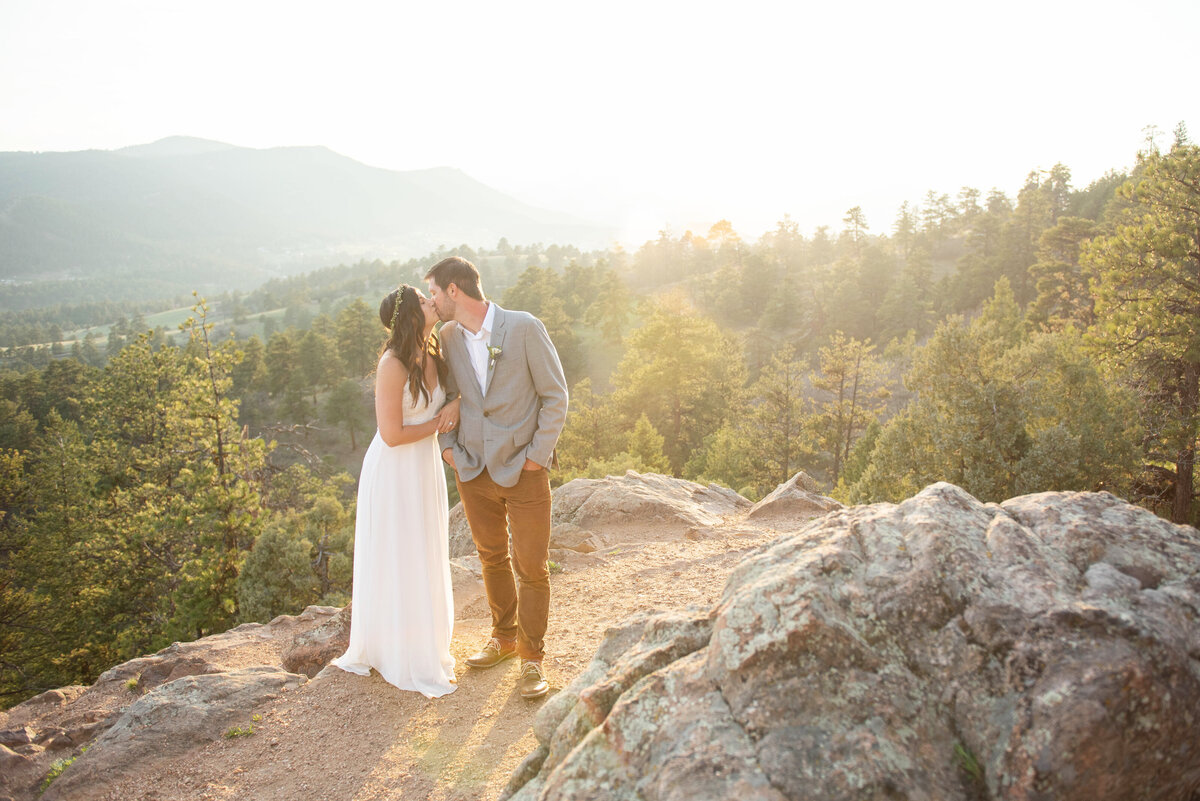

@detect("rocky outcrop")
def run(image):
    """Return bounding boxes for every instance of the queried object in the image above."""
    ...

[0,605,338,800]
[42,667,306,801]
[506,484,1200,801]
[551,471,751,544]
[747,470,841,523]
[93,605,338,695]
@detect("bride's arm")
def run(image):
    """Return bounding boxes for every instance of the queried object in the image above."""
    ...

[376,353,440,447]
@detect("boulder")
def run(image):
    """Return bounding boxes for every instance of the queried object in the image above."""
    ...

[38,721,104,752]
[449,502,476,558]
[747,470,842,523]
[42,667,306,801]
[506,484,1200,801]
[0,726,33,748]
[551,471,751,543]
[281,605,352,677]
[7,688,83,711]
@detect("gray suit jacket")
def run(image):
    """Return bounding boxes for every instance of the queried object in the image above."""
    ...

[438,304,568,488]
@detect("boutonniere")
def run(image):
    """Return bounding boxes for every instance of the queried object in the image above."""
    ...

[487,345,503,368]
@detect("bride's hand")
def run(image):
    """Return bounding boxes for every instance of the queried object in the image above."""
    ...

[436,398,460,433]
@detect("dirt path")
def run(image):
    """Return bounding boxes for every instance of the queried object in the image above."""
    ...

[80,526,779,801]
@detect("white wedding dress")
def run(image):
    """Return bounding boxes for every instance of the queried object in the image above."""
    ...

[332,383,457,698]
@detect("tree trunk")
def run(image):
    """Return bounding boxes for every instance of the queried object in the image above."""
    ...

[1173,450,1194,524]
[1173,360,1200,524]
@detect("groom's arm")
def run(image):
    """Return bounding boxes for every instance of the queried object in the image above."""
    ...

[523,316,568,468]
[438,326,464,468]
[442,359,460,401]
[438,365,460,452]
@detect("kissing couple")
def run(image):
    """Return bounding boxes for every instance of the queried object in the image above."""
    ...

[331,256,569,700]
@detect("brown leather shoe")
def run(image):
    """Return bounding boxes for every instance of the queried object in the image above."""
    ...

[519,660,549,699]
[465,637,517,669]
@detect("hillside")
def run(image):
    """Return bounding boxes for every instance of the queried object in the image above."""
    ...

[0,137,612,301]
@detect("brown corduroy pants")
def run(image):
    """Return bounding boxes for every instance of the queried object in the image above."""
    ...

[455,466,552,661]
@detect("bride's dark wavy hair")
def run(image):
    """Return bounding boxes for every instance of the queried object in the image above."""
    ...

[379,284,447,406]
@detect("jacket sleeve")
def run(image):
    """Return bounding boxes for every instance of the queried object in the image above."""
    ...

[437,326,460,455]
[443,359,460,400]
[523,316,569,467]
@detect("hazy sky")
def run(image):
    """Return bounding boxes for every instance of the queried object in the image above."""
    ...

[2,0,1197,245]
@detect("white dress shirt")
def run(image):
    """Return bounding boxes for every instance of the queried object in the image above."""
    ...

[462,302,495,395]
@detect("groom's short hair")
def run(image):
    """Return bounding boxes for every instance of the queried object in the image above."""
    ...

[425,256,484,301]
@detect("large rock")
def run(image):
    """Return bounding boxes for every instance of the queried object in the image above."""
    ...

[748,470,841,523]
[0,727,34,748]
[506,484,1200,801]
[551,471,751,543]
[281,605,353,677]
[42,667,306,801]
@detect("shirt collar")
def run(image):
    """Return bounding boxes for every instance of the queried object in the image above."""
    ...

[465,302,496,342]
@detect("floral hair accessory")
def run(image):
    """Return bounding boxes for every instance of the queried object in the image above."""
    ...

[389,284,410,330]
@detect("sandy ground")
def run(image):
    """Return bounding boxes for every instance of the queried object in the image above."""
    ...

[65,525,780,801]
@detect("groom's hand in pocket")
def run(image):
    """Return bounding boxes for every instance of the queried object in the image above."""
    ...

[522,458,543,471]
[442,448,457,472]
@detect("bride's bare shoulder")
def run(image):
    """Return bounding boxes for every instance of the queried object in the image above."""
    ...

[377,350,409,378]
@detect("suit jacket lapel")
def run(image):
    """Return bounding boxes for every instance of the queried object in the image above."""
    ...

[484,305,508,397]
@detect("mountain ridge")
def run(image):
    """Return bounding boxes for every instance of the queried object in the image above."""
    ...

[0,138,612,298]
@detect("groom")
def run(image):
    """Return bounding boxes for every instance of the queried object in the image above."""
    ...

[425,256,568,700]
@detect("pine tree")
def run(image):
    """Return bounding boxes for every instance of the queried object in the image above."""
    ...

[1083,141,1200,522]
[336,299,381,379]
[1027,216,1097,331]
[625,414,671,474]
[808,333,891,484]
[324,379,369,451]
[744,344,811,492]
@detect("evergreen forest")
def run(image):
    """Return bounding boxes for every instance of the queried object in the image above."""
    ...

[3,132,1199,708]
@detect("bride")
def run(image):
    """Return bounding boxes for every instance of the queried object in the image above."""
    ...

[332,284,460,698]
